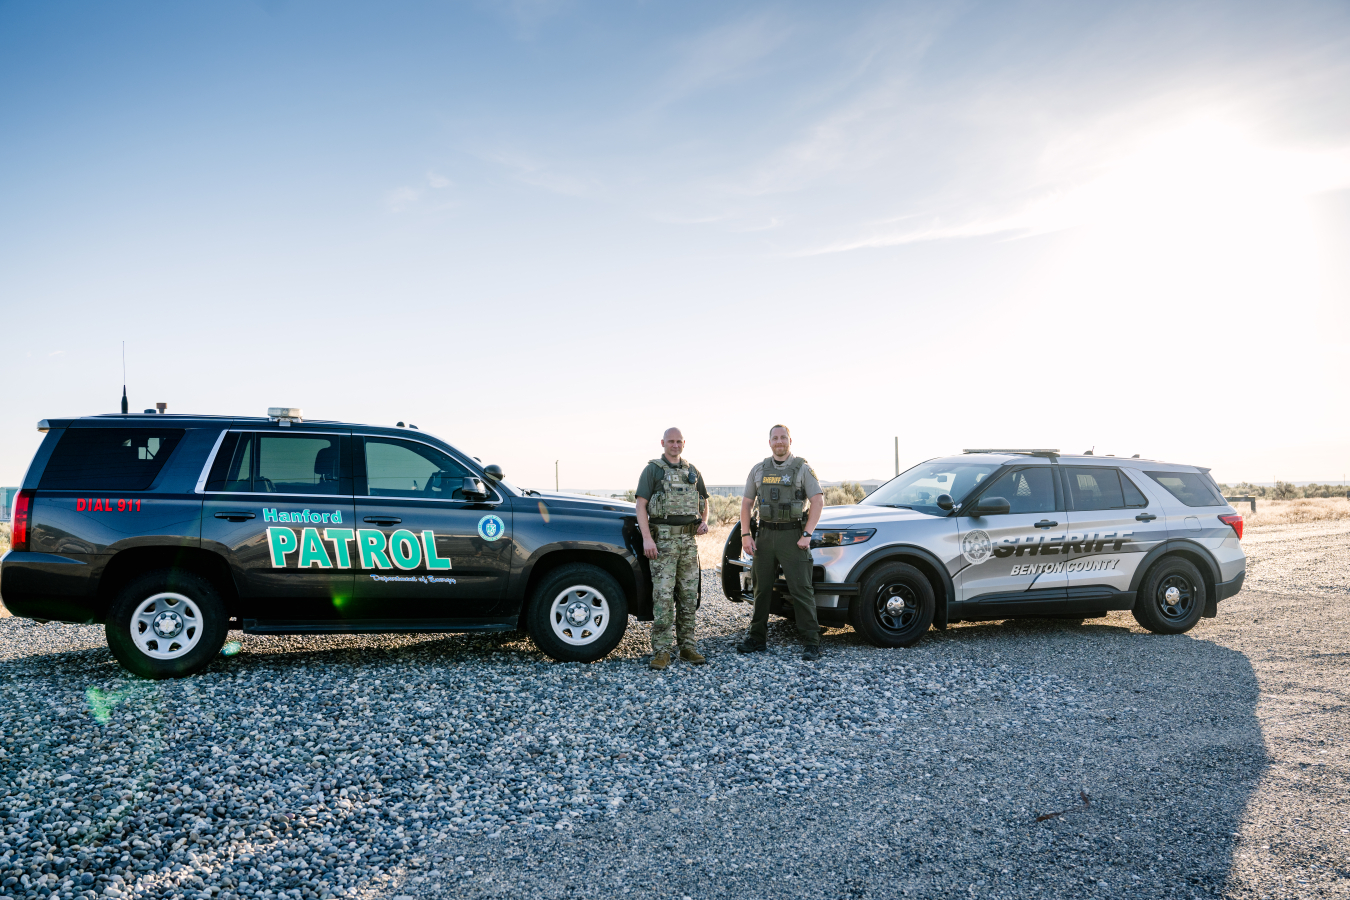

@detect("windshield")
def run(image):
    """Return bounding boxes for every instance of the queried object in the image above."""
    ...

[860,460,999,516]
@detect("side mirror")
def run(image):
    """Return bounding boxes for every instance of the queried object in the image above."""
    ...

[936,494,954,511]
[461,477,489,502]
[482,464,504,483]
[972,496,1010,516]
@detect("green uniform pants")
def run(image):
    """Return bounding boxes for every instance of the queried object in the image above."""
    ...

[649,534,700,653]
[748,526,820,645]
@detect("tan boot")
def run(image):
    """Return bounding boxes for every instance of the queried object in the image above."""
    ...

[679,647,707,665]
[649,650,672,671]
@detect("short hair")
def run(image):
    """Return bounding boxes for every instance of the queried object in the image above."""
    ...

[769,424,790,438]
[663,427,684,441]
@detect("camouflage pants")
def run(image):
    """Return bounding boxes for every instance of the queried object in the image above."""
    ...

[650,534,700,652]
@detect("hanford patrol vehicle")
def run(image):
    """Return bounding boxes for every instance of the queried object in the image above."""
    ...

[722,449,1246,646]
[1,409,651,677]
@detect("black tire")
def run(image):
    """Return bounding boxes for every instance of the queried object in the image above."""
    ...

[526,563,628,663]
[851,562,935,648]
[105,569,229,679]
[1133,557,1206,634]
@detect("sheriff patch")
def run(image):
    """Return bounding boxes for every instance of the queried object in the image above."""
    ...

[761,475,785,484]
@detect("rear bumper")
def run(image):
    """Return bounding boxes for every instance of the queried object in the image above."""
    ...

[0,552,102,623]
[1215,570,1245,602]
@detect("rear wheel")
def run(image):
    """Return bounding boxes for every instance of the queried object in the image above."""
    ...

[1133,557,1206,634]
[527,563,628,662]
[106,569,228,679]
[851,562,935,648]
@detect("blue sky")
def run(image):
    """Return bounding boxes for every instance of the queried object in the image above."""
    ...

[3,0,1349,489]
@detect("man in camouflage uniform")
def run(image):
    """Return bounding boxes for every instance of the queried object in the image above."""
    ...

[636,427,710,670]
[735,424,826,661]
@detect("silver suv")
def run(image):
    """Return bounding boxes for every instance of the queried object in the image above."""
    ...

[720,450,1246,647]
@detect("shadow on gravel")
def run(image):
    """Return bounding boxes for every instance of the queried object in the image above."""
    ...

[411,620,1266,900]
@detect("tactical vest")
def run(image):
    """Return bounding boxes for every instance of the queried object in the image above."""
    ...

[756,456,809,523]
[645,458,702,520]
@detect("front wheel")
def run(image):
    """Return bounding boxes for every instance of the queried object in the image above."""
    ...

[106,569,229,679]
[1133,557,1206,634]
[851,562,935,648]
[526,563,628,662]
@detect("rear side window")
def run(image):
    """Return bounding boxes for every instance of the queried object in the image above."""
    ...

[39,428,185,491]
[205,433,351,495]
[1066,467,1150,510]
[1146,471,1225,507]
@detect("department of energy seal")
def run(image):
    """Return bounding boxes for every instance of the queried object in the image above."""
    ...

[961,529,993,565]
[477,514,506,542]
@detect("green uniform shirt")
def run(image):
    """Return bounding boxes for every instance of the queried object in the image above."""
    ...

[636,458,709,525]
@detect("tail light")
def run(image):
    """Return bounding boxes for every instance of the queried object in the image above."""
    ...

[1218,513,1243,540]
[10,489,35,552]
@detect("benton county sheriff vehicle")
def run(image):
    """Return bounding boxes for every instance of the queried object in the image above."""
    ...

[722,449,1246,646]
[1,409,651,677]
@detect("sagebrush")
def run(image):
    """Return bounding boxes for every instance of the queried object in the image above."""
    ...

[1218,481,1349,500]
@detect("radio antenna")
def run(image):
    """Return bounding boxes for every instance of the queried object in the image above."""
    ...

[120,342,128,414]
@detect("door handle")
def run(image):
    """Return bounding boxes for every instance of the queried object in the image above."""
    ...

[363,516,401,525]
[1034,520,1058,529]
[1136,513,1157,522]
[214,511,256,521]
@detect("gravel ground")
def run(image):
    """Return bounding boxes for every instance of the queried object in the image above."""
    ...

[2,526,1347,900]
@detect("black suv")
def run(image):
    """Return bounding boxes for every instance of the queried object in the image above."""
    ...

[1,410,651,677]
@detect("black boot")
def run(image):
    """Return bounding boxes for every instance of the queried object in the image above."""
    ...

[735,635,767,654]
[801,644,822,661]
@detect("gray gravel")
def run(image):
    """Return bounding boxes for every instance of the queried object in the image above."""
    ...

[2,530,1348,900]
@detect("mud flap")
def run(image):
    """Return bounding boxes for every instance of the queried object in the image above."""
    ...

[1203,597,1218,618]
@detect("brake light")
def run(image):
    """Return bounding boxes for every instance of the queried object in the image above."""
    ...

[10,489,35,552]
[1219,513,1243,540]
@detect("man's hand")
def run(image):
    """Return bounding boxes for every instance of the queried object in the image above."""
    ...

[696,521,709,536]
[643,536,659,559]
[741,533,756,555]
[796,534,811,550]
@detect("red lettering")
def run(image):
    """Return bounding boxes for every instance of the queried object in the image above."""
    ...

[93,499,103,511]
[118,499,126,511]
[76,498,86,511]
[135,499,141,512]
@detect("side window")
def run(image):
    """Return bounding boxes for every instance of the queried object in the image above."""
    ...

[40,428,186,491]
[1066,467,1125,510]
[1146,471,1225,508]
[257,435,347,495]
[1120,472,1149,508]
[205,433,253,492]
[979,467,1056,514]
[363,438,471,499]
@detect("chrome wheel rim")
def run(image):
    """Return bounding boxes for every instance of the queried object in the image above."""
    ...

[131,592,204,659]
[1156,574,1194,621]
[875,582,920,633]
[549,585,610,646]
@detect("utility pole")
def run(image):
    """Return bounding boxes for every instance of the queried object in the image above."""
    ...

[555,460,559,492]
[894,437,899,477]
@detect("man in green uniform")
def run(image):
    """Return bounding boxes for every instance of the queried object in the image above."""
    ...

[735,424,825,661]
[636,427,710,670]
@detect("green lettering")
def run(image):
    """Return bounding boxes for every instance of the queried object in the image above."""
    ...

[325,528,355,569]
[423,531,451,570]
[298,527,333,569]
[267,527,297,567]
[358,529,392,569]
[389,529,422,570]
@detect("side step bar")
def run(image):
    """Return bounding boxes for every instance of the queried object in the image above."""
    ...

[241,618,518,635]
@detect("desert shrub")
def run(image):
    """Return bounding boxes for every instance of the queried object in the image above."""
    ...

[824,481,866,506]
[708,494,744,525]
[0,522,8,555]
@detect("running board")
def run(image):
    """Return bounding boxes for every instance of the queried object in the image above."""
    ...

[241,618,518,635]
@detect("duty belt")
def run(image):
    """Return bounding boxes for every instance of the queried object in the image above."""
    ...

[652,523,699,537]
[759,521,805,531]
